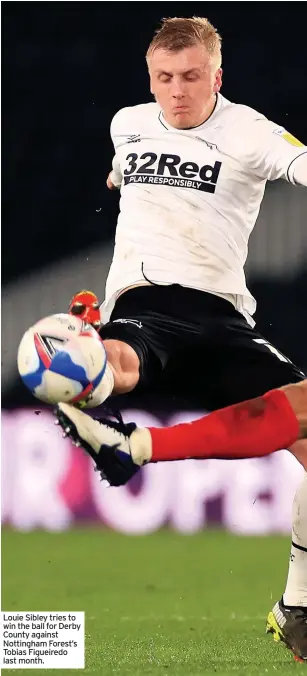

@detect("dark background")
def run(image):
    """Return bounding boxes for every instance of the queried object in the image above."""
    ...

[2,2,307,408]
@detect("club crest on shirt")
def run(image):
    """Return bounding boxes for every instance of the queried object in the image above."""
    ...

[273,127,303,147]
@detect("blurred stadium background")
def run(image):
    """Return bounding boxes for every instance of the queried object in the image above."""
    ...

[2,3,307,672]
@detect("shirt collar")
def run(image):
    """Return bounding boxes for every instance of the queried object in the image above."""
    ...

[158,93,221,131]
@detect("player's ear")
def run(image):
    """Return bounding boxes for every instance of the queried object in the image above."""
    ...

[213,68,223,93]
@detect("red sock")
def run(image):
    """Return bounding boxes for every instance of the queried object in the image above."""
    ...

[148,389,299,462]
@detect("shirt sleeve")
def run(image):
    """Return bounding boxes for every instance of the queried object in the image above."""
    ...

[109,110,124,188]
[109,155,122,188]
[291,152,307,187]
[242,118,307,183]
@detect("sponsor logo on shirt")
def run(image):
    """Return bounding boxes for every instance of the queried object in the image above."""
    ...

[123,152,221,193]
[195,137,218,151]
[127,134,141,143]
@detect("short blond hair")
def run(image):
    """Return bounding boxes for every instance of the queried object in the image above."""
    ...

[146,17,222,68]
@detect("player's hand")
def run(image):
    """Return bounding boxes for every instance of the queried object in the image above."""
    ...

[68,290,101,331]
[106,172,118,190]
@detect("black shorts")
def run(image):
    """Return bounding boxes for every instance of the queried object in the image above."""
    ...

[99,285,305,410]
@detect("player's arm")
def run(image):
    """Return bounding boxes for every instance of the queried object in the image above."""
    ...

[106,110,124,190]
[107,156,122,190]
[242,118,307,186]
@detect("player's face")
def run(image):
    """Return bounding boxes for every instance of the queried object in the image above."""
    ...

[148,44,222,129]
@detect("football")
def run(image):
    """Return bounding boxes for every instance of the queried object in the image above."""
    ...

[17,313,107,407]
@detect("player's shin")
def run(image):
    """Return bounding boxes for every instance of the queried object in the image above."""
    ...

[139,389,300,464]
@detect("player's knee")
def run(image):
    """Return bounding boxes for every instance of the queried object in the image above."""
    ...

[281,380,307,439]
[280,380,307,411]
[103,339,140,394]
[289,439,307,470]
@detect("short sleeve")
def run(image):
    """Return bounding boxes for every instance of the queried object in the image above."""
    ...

[110,110,121,147]
[241,118,306,183]
[109,110,125,187]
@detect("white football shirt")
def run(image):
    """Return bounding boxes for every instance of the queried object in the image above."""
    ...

[102,93,306,326]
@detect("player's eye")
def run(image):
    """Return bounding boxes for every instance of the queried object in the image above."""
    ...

[185,73,199,82]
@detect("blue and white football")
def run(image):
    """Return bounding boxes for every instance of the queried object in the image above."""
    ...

[17,313,107,406]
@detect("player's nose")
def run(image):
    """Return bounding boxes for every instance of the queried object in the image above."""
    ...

[170,77,186,98]
[171,89,186,102]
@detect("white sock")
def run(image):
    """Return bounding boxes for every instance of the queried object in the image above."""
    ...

[130,428,153,466]
[283,471,307,607]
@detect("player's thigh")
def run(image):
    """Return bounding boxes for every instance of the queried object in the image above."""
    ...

[207,324,305,410]
[102,338,141,393]
[100,285,206,391]
[99,320,167,389]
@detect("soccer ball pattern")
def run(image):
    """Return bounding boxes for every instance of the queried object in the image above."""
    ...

[17,313,107,406]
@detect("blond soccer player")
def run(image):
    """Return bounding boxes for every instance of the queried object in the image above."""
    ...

[60,17,307,661]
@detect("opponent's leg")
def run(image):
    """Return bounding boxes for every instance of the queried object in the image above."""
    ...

[265,383,307,661]
[283,469,307,607]
[266,468,307,662]
[55,381,306,486]
[266,429,307,662]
